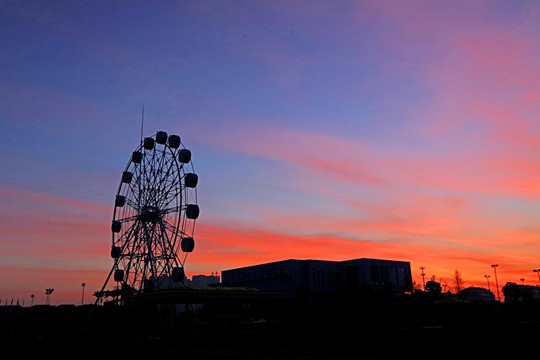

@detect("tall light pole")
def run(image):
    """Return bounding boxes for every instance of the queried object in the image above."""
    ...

[45,288,54,305]
[484,275,491,291]
[81,282,86,305]
[491,264,500,301]
[534,269,540,286]
[420,266,426,291]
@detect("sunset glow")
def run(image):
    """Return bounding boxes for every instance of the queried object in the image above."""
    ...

[1,1,540,304]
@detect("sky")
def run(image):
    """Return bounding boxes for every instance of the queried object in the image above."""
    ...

[1,0,540,305]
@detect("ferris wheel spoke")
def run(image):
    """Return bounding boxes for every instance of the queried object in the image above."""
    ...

[123,196,139,212]
[116,214,140,225]
[155,155,178,205]
[156,221,178,265]
[159,182,181,210]
[152,175,176,211]
[159,218,180,252]
[162,218,181,241]
[115,218,139,246]
[121,222,141,260]
[162,219,180,242]
[155,147,170,183]
[116,223,144,289]
[139,151,155,206]
[159,204,182,216]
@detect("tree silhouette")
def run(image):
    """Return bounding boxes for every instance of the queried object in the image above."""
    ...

[454,270,464,293]
[425,280,441,294]
[502,282,520,302]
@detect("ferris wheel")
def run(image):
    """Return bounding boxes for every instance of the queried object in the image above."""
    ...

[101,130,199,303]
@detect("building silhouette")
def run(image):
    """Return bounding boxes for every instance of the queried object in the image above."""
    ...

[222,258,412,301]
[187,274,221,288]
[460,286,496,302]
[503,282,540,303]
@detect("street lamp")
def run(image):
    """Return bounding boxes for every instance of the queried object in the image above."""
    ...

[533,269,540,286]
[420,266,426,291]
[491,264,500,301]
[81,282,86,305]
[484,275,491,291]
[45,288,54,305]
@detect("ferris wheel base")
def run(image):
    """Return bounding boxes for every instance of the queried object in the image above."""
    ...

[94,285,286,306]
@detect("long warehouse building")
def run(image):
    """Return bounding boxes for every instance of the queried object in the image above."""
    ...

[222,258,412,300]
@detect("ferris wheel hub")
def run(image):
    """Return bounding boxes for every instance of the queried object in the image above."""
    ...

[139,205,161,222]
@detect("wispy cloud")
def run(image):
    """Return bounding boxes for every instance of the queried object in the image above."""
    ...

[0,186,110,303]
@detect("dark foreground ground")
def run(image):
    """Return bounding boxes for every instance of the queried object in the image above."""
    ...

[1,298,539,359]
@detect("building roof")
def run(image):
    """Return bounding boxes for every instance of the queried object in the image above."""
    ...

[223,257,411,272]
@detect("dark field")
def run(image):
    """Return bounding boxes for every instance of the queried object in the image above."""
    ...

[2,298,538,359]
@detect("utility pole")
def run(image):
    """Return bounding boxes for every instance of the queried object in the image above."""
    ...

[45,288,54,305]
[534,269,540,286]
[81,282,86,305]
[484,275,491,291]
[420,266,426,291]
[491,264,500,301]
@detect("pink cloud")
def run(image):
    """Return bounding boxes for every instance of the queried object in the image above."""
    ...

[192,220,419,269]
[0,187,110,215]
[201,120,540,200]
[198,124,388,186]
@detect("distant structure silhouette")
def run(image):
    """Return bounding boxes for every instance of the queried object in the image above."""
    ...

[424,280,441,294]
[94,130,199,305]
[503,282,540,302]
[45,288,54,305]
[460,286,496,301]
[491,264,501,301]
[419,266,426,290]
